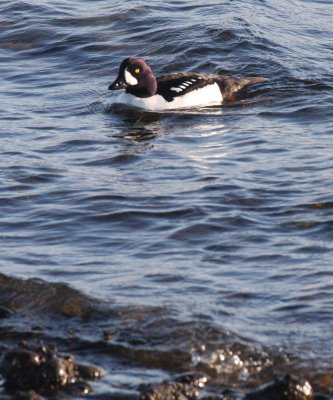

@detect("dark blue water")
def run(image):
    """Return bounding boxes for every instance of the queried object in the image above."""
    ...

[1,0,333,397]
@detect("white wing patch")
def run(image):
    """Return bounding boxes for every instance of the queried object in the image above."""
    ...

[169,78,204,94]
[169,79,196,94]
[170,87,182,93]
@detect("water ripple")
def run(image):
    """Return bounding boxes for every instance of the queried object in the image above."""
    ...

[1,0,333,396]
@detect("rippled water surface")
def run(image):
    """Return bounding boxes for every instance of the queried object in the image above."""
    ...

[1,0,333,397]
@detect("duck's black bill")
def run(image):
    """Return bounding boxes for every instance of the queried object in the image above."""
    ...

[108,77,127,90]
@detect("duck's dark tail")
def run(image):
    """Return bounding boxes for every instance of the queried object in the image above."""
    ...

[218,76,268,100]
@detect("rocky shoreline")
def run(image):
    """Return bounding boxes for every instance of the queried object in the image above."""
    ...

[0,340,332,400]
[1,274,333,400]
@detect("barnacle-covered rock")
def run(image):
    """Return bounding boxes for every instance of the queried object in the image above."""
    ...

[139,372,208,400]
[0,341,103,397]
[245,374,314,400]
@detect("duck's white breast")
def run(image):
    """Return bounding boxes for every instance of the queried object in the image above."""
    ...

[116,83,223,111]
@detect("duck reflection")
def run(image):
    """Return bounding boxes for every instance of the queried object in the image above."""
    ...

[106,102,227,142]
[106,103,163,143]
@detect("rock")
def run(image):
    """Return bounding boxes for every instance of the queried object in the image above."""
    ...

[77,363,105,380]
[61,381,93,396]
[245,374,314,400]
[12,391,46,400]
[0,345,77,393]
[0,306,14,319]
[139,372,208,400]
[0,341,102,397]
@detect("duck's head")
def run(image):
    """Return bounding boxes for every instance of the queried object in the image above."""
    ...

[108,57,157,97]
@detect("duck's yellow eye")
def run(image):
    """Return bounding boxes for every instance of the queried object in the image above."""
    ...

[134,68,140,74]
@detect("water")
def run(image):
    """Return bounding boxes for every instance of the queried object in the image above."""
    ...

[1,0,333,397]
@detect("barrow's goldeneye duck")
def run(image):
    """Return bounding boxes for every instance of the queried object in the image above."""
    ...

[108,57,267,111]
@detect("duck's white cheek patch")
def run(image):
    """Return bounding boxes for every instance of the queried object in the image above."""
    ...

[124,68,138,86]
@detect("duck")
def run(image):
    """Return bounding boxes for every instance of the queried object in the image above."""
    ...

[108,57,267,111]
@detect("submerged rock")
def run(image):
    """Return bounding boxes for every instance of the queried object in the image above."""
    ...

[0,306,14,319]
[77,363,105,380]
[11,391,46,400]
[0,341,103,397]
[139,372,208,400]
[245,374,314,400]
